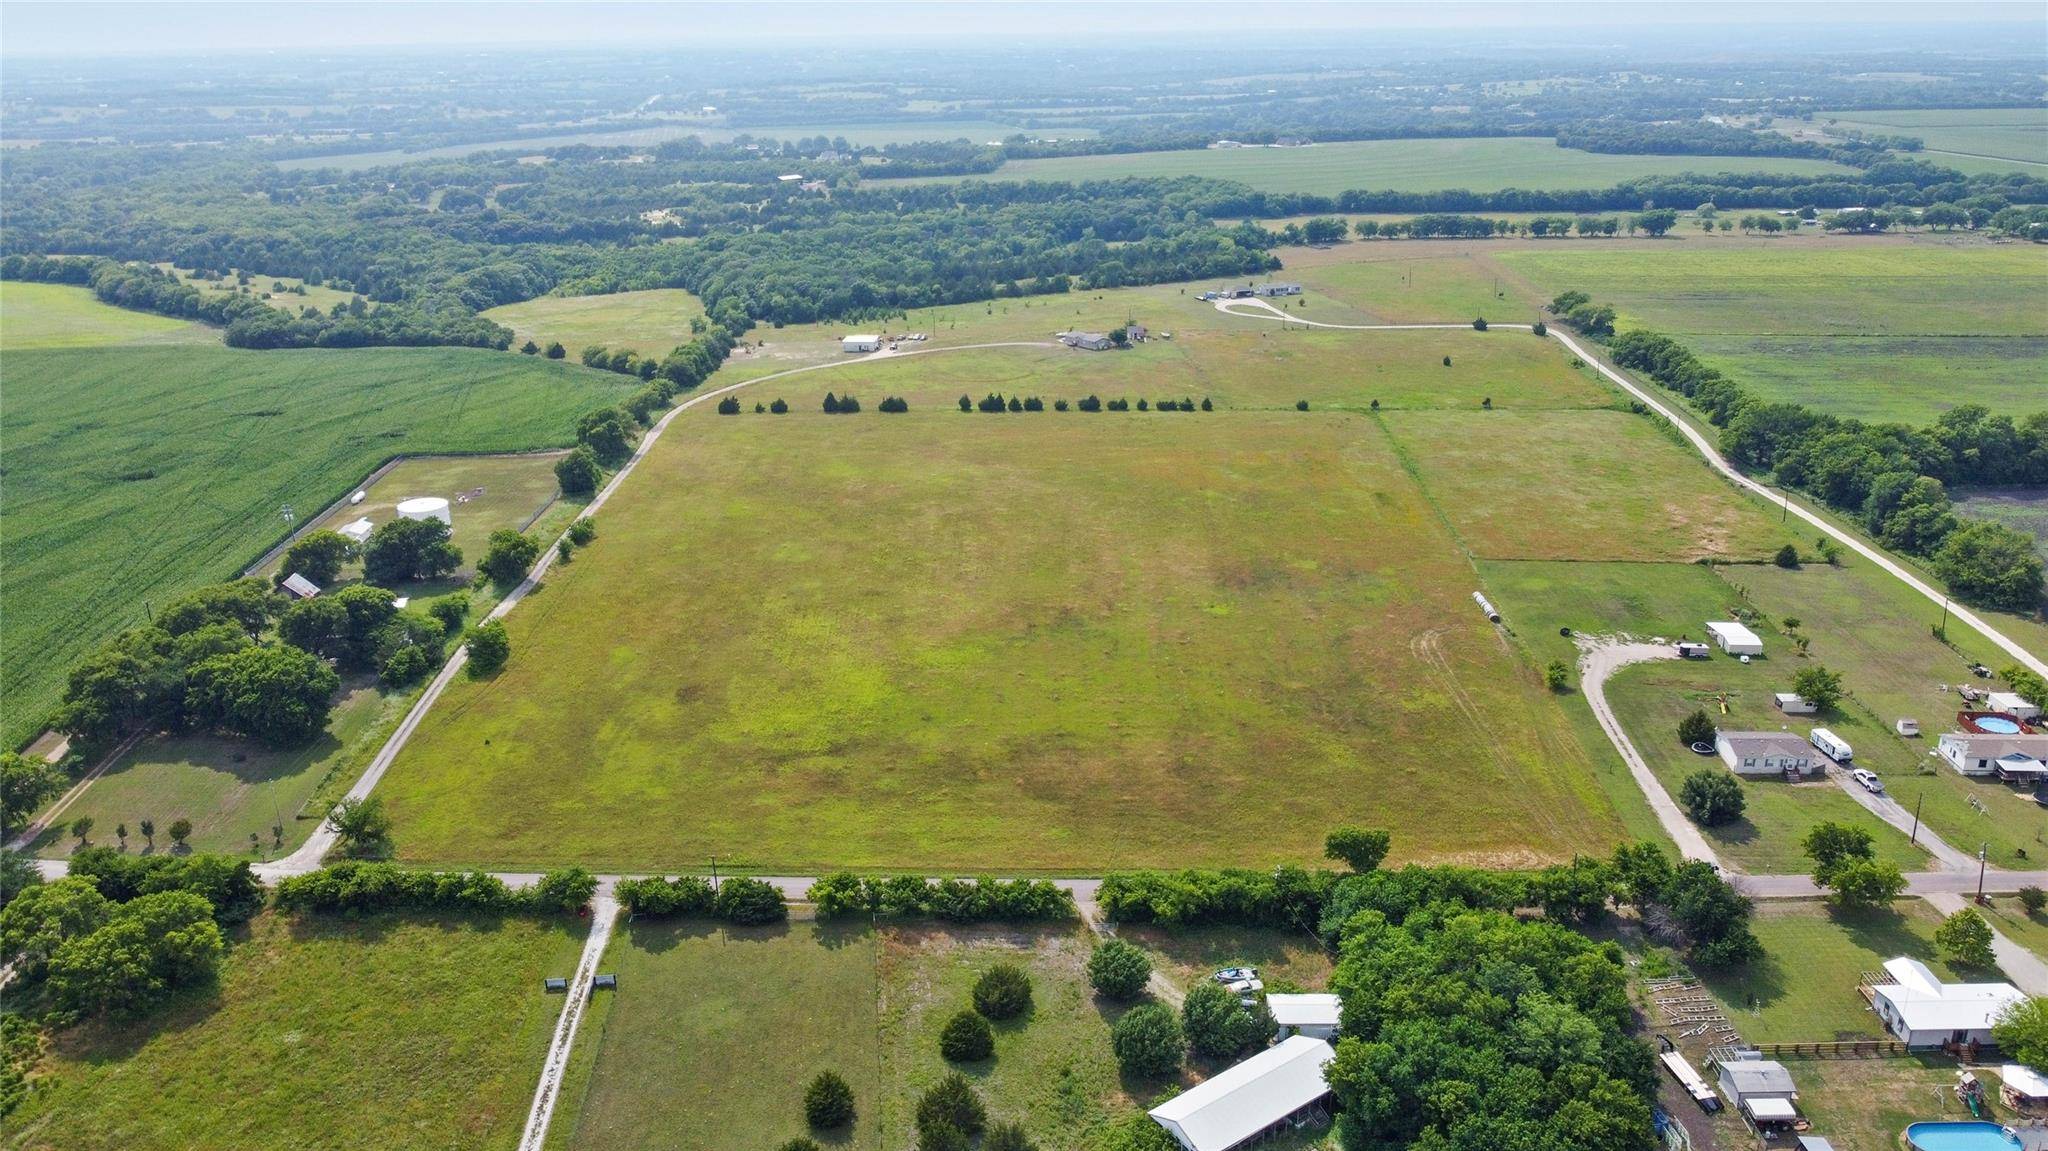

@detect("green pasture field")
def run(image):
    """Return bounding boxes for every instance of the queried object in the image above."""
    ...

[1474,560,1756,671]
[25,676,409,859]
[1382,410,1800,563]
[875,137,1855,196]
[1814,107,2048,168]
[1955,488,2048,565]
[0,341,634,750]
[378,406,1626,873]
[1981,896,2048,960]
[1495,241,2048,423]
[5,910,583,1151]
[261,453,573,584]
[0,281,210,348]
[1602,657,1929,874]
[157,263,359,315]
[481,288,705,361]
[1284,248,1542,324]
[739,330,1616,414]
[1698,899,1972,1043]
[546,920,1135,1151]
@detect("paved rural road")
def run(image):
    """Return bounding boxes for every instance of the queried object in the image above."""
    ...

[1216,296,2048,681]
[1574,639,1723,868]
[1827,766,1977,871]
[1925,890,2048,996]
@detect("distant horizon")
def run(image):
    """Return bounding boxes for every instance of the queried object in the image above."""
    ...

[3,1,2044,59]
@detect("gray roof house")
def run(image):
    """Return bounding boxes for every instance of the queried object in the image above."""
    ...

[1716,731,1818,778]
[1060,331,1114,351]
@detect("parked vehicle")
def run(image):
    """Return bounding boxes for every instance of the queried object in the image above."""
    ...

[1212,966,1257,984]
[1226,977,1264,995]
[1810,727,1853,762]
[1851,768,1884,794]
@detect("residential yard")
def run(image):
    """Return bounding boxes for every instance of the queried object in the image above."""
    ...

[1496,240,2048,423]
[878,137,1854,196]
[0,281,211,349]
[0,340,633,749]
[1475,559,1751,671]
[1382,409,1801,562]
[546,920,1138,1151]
[481,288,706,361]
[1980,896,2048,960]
[379,407,1625,872]
[4,911,584,1151]
[26,676,410,859]
[1115,924,1335,996]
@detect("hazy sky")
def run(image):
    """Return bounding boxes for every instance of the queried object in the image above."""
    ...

[4,1,2044,57]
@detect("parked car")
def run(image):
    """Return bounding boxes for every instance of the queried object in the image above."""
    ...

[1226,977,1264,995]
[1212,967,1257,984]
[1852,768,1885,794]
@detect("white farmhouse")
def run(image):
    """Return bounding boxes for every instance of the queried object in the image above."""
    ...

[1266,994,1341,1041]
[1149,1035,1334,1151]
[1937,732,2048,782]
[1716,731,1818,779]
[1869,957,2024,1049]
[1705,621,1763,656]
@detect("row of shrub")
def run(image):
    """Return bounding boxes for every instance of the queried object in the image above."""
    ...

[613,873,788,925]
[272,861,598,916]
[806,874,1074,922]
[560,325,739,494]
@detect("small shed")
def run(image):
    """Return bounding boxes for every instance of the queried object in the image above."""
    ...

[1125,323,1149,342]
[1705,621,1763,656]
[1267,993,1342,1041]
[1796,1135,1837,1151]
[1774,693,1817,715]
[339,516,376,545]
[1988,692,2042,721]
[281,572,321,600]
[1716,1059,1796,1110]
[1676,641,1712,659]
[2002,1064,2048,1113]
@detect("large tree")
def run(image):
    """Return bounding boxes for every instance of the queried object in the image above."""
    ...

[362,518,462,586]
[184,644,340,746]
[278,529,354,587]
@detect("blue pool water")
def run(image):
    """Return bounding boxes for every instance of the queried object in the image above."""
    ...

[1905,1121,2022,1151]
[1976,716,2024,734]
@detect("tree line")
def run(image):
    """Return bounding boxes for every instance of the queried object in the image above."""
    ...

[805,874,1073,922]
[1595,322,2047,612]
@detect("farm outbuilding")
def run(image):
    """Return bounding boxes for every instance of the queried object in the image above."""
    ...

[1716,1059,1798,1129]
[1716,731,1818,778]
[1148,1035,1334,1151]
[841,334,882,353]
[280,573,321,599]
[1266,994,1342,1041]
[1869,957,2024,1049]
[339,517,375,545]
[1705,621,1763,656]
[1059,331,1114,351]
[396,496,451,525]
[1773,693,1817,715]
[1987,692,2043,721]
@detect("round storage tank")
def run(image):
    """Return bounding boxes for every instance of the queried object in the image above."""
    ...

[395,496,452,525]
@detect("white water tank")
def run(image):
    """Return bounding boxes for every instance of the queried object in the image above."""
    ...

[396,496,452,525]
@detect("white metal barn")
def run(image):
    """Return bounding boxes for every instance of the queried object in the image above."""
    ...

[1986,691,2042,721]
[1705,621,1763,656]
[1149,1036,1335,1151]
[840,334,881,353]
[1869,957,2024,1049]
[1266,994,1342,1041]
[280,573,322,599]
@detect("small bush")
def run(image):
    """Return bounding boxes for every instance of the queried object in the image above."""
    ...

[984,1121,1038,1151]
[716,395,741,415]
[2019,886,2047,915]
[1086,939,1151,999]
[1680,768,1746,827]
[779,1140,823,1151]
[804,1070,856,1129]
[712,876,788,925]
[566,518,597,547]
[1472,317,1488,331]
[972,964,1033,1020]
[1677,709,1716,746]
[770,398,789,414]
[1774,543,1800,568]
[1110,1002,1184,1077]
[939,1009,995,1062]
[1294,400,1308,411]
[915,1072,986,1137]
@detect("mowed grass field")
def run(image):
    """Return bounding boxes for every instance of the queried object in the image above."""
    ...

[379,403,1627,872]
[5,911,584,1151]
[0,319,635,748]
[548,921,1136,1151]
[877,137,1854,196]
[1495,241,2048,423]
[1815,107,2048,170]
[481,288,705,361]
[0,281,210,348]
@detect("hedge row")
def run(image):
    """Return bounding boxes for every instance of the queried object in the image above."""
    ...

[614,874,787,925]
[272,862,597,915]
[806,874,1074,922]
[1096,867,1335,929]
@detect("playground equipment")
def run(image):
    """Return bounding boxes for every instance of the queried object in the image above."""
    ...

[1958,1070,1988,1119]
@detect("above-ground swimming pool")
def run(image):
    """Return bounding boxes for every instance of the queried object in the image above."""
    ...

[1977,716,2025,734]
[1905,1121,2023,1151]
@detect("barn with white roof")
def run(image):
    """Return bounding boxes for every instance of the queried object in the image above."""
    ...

[1148,1035,1335,1151]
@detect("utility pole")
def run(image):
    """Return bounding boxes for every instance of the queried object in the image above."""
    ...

[1977,844,1988,904]
[709,855,719,891]
[1940,597,1951,634]
[1910,793,1922,846]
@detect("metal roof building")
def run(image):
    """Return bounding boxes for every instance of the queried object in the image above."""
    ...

[1149,1036,1335,1151]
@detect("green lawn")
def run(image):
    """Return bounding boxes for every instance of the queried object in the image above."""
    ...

[378,406,1625,872]
[547,920,1133,1151]
[0,281,211,349]
[1475,559,1751,670]
[1981,896,2048,961]
[26,676,410,859]
[0,341,634,749]
[5,910,585,1151]
[1700,899,1969,1043]
[1116,924,1335,997]
[1495,242,2048,423]
[1382,409,1800,562]
[482,289,706,361]
[879,138,1855,196]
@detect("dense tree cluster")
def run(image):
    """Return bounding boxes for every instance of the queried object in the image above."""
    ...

[614,874,788,924]
[1606,327,2047,611]
[1098,866,1337,929]
[806,873,1072,921]
[279,583,449,686]
[272,861,597,915]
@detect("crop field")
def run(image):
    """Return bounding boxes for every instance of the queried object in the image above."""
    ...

[261,452,573,584]
[23,676,409,859]
[0,339,634,749]
[1495,242,2048,423]
[1812,107,2048,170]
[0,281,210,348]
[1382,410,1800,562]
[547,921,1139,1151]
[877,137,1855,195]
[1698,899,1970,1043]
[481,288,705,360]
[4,910,583,1151]
[377,403,1626,872]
